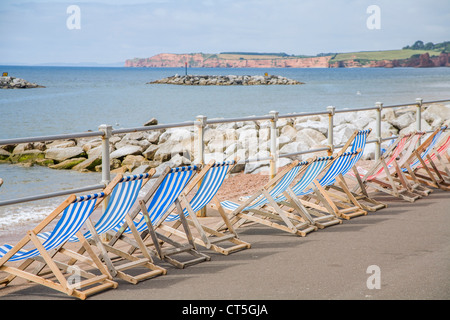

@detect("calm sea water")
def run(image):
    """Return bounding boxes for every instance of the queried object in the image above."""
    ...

[1,65,449,232]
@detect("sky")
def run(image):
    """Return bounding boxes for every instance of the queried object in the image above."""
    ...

[0,0,449,65]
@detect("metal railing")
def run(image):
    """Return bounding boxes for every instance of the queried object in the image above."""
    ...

[1,97,449,208]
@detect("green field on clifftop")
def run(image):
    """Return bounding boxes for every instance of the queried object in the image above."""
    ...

[331,49,441,62]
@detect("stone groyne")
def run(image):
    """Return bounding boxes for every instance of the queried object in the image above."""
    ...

[149,74,304,86]
[1,104,449,176]
[0,76,45,89]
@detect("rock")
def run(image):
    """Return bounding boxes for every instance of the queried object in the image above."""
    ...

[122,155,146,171]
[0,76,45,89]
[294,120,329,135]
[10,150,45,164]
[131,164,152,175]
[0,148,11,161]
[72,157,102,171]
[390,113,415,130]
[45,146,85,162]
[142,144,159,160]
[422,104,450,126]
[49,157,86,169]
[110,145,143,159]
[295,128,327,148]
[149,74,304,86]
[143,118,158,126]
[45,140,76,149]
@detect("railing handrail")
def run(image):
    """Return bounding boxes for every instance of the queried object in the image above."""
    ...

[1,98,449,208]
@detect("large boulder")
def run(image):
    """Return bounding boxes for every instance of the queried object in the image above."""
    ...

[45,146,85,162]
[109,145,143,159]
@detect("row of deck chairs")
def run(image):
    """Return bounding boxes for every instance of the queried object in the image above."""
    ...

[0,125,448,299]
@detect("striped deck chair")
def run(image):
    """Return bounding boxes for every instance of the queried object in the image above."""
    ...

[326,129,388,212]
[416,130,450,184]
[216,159,320,237]
[37,171,167,284]
[297,150,368,220]
[107,165,211,269]
[0,192,117,300]
[403,126,450,191]
[272,156,343,229]
[157,160,251,255]
[349,132,425,202]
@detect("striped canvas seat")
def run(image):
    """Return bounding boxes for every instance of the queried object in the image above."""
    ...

[108,165,213,268]
[275,156,332,202]
[349,133,414,181]
[336,129,370,177]
[114,165,197,234]
[402,127,446,172]
[218,158,339,236]
[36,172,168,284]
[0,192,118,300]
[166,161,234,222]
[417,131,450,168]
[315,151,360,189]
[399,126,450,191]
[292,150,368,220]
[0,193,103,262]
[154,160,251,256]
[220,160,309,212]
[37,173,150,243]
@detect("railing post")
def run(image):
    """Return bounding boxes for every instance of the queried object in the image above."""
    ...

[327,106,335,156]
[98,124,112,185]
[269,110,279,179]
[195,115,207,165]
[375,102,383,160]
[195,115,207,217]
[98,124,112,240]
[415,98,423,132]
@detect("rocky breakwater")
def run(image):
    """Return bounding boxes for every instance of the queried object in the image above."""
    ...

[1,104,449,176]
[149,74,304,86]
[0,76,45,89]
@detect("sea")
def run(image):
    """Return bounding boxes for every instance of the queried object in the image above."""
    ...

[1,65,449,233]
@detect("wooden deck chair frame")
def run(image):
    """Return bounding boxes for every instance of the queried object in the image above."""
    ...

[155,159,251,256]
[407,127,450,191]
[324,129,388,212]
[216,159,324,237]
[296,150,368,220]
[421,130,450,182]
[349,132,424,203]
[58,171,167,285]
[106,165,210,269]
[394,126,447,193]
[272,156,343,229]
[0,193,118,300]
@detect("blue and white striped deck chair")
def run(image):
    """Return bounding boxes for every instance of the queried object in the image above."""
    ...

[54,171,165,284]
[400,126,449,191]
[273,156,343,229]
[0,192,117,300]
[218,159,318,236]
[317,128,381,214]
[158,160,251,255]
[339,129,371,175]
[108,165,210,269]
[298,150,368,220]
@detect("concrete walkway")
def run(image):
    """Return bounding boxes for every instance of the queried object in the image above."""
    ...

[1,189,449,301]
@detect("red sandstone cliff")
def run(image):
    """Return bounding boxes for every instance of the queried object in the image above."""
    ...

[125,52,450,68]
[125,53,332,68]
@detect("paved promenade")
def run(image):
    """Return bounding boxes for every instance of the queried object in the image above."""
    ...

[1,189,449,301]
